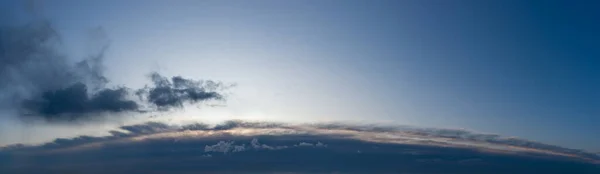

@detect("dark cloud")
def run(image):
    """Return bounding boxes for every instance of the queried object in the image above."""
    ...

[403,128,600,160]
[135,73,225,110]
[20,83,138,120]
[3,121,599,163]
[0,22,77,100]
[212,120,289,130]
[1,121,599,174]
[119,122,173,135]
[0,21,126,119]
[0,20,228,122]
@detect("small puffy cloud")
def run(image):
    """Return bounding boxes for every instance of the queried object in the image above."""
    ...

[249,138,287,150]
[316,142,327,147]
[297,142,313,147]
[295,142,327,148]
[205,138,295,154]
[205,141,238,153]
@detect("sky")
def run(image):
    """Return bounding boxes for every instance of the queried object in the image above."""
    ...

[0,0,598,152]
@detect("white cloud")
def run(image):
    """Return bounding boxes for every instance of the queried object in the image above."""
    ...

[297,142,313,147]
[204,141,235,153]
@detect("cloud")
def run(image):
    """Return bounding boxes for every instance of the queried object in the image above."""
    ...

[0,22,129,120]
[0,22,100,106]
[135,73,225,110]
[1,121,599,174]
[195,139,285,154]
[0,20,228,122]
[204,141,245,153]
[295,141,327,148]
[20,83,139,121]
[119,122,174,135]
[204,138,297,154]
[3,121,599,163]
[297,142,313,146]
[249,138,289,150]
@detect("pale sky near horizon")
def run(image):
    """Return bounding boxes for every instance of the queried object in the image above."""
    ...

[0,0,598,152]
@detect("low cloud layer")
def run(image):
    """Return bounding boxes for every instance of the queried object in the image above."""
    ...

[7,120,597,163]
[1,121,598,174]
[0,21,226,122]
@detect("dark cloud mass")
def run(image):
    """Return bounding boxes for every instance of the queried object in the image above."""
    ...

[136,73,224,110]
[0,21,226,122]
[20,83,138,120]
[1,121,599,174]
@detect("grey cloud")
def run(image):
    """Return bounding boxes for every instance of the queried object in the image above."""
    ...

[108,130,128,137]
[250,138,288,150]
[2,120,598,165]
[0,21,228,122]
[181,123,211,131]
[406,128,599,160]
[0,22,102,104]
[316,142,327,147]
[20,83,138,121]
[44,136,101,148]
[204,141,246,153]
[135,73,225,110]
[297,142,313,146]
[2,121,599,174]
[119,122,174,135]
[0,22,138,120]
[294,141,327,148]
[213,120,288,130]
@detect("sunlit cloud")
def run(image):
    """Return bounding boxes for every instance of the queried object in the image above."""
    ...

[4,120,598,164]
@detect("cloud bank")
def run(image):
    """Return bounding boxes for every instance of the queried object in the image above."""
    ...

[2,121,598,174]
[0,21,227,122]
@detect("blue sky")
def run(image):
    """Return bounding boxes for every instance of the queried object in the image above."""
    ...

[0,0,598,151]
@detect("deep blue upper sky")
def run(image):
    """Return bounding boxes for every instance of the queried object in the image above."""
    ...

[0,0,598,151]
